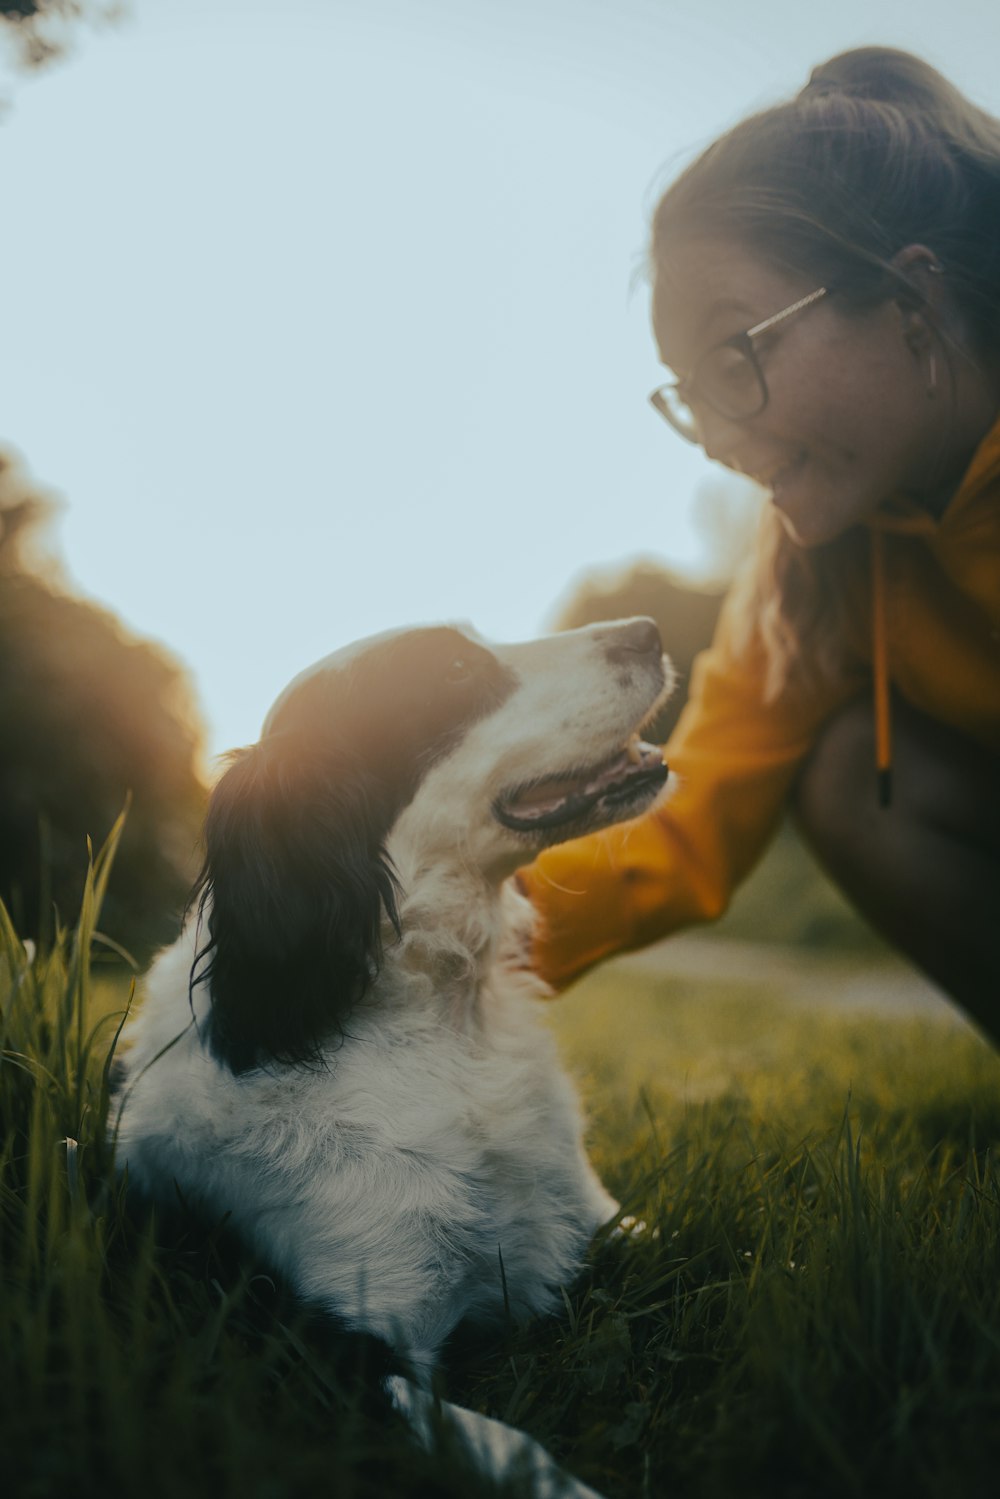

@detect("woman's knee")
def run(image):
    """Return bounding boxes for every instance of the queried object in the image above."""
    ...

[792,696,1000,1031]
[793,694,1000,873]
[792,697,876,872]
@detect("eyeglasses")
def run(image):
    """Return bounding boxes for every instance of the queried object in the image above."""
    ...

[649,286,828,443]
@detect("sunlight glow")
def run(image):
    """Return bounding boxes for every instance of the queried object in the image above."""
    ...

[0,0,994,753]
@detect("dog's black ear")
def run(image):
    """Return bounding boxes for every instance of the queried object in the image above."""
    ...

[190,737,401,1074]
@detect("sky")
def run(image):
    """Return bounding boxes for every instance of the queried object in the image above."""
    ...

[0,0,996,757]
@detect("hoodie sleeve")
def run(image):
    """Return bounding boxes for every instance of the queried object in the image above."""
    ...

[518,596,861,991]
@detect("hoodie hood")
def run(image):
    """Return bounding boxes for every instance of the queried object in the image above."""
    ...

[864,407,1000,805]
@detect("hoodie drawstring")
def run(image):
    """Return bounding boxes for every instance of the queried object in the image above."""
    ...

[870,529,892,808]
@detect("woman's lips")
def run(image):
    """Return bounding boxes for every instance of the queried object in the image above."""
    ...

[768,453,808,504]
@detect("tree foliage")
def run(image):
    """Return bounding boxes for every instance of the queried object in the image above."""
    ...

[1,1,116,73]
[0,451,206,960]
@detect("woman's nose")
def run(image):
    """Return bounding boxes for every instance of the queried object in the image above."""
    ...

[692,403,747,467]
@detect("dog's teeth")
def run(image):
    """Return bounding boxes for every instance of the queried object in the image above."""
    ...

[626,732,643,764]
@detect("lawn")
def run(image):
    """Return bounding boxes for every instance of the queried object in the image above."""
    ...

[511,963,1000,1498]
[3,830,999,1498]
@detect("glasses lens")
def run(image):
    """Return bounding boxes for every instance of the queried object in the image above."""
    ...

[649,385,699,443]
[697,342,765,420]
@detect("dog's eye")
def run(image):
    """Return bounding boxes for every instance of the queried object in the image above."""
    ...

[445,656,473,683]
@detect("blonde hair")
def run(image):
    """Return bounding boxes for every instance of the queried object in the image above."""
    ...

[651,48,1000,695]
[726,510,869,701]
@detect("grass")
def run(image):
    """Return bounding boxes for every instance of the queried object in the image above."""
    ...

[500,968,1000,1498]
[0,825,494,1499]
[3,831,1000,1498]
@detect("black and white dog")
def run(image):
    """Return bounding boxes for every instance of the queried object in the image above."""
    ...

[114,619,671,1494]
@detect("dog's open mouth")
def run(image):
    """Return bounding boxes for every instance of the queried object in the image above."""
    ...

[495,733,668,834]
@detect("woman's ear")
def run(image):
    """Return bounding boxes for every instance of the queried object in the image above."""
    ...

[891,243,948,330]
[190,736,401,1074]
[889,246,950,390]
[891,242,946,288]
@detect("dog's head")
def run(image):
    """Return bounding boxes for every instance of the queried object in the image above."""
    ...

[193,620,671,1072]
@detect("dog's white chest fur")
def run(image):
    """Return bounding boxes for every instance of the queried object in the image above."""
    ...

[117,895,614,1378]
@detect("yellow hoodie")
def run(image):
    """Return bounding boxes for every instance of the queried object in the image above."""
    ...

[521,413,1000,991]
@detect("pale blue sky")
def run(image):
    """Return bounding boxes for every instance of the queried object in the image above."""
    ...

[0,0,995,755]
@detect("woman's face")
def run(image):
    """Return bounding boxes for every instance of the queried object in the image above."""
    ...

[651,238,966,547]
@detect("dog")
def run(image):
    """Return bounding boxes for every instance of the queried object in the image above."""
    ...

[114,617,672,1494]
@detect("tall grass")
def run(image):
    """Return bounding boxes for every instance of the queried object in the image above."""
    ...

[3,837,1000,1498]
[454,971,1000,1498]
[0,827,494,1498]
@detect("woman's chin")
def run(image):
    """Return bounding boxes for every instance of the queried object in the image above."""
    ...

[771,495,854,549]
[772,500,826,548]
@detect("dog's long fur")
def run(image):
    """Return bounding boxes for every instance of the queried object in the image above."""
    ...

[114,619,671,1491]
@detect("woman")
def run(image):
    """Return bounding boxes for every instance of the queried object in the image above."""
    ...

[520,48,1000,1040]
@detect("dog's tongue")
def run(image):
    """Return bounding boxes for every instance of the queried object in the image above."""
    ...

[508,741,664,819]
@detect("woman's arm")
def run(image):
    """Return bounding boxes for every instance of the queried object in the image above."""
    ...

[519,602,861,990]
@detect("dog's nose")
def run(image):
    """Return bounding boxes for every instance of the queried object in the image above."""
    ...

[601,618,662,665]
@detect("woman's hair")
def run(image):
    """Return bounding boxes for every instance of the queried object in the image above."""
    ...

[650,48,1000,696]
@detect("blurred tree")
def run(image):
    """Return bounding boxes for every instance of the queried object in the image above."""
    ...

[2,7,171,956]
[0,452,206,961]
[1,1,117,73]
[550,558,725,742]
